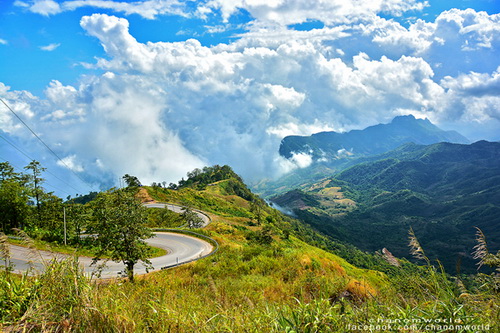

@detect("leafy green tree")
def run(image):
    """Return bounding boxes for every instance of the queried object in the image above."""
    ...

[65,203,89,244]
[0,162,30,233]
[250,198,265,225]
[122,174,141,188]
[89,189,152,282]
[181,207,204,229]
[0,162,16,181]
[34,193,64,242]
[24,160,46,222]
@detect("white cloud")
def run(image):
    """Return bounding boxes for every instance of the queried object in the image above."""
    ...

[267,120,335,139]
[0,39,7,45]
[57,155,84,172]
[0,83,37,135]
[437,68,500,123]
[290,152,313,168]
[18,0,188,19]
[3,8,500,187]
[40,43,61,51]
[26,0,62,16]
[200,0,426,25]
[18,0,427,26]
[367,9,500,79]
[441,67,500,97]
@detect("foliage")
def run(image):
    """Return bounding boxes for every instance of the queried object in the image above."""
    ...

[1,211,498,332]
[123,174,142,188]
[181,207,205,228]
[89,189,153,282]
[0,169,30,233]
[145,206,184,228]
[24,160,46,216]
[0,160,498,331]
[66,191,98,204]
[272,141,500,273]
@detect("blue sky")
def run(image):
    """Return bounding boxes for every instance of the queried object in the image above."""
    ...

[1,0,499,197]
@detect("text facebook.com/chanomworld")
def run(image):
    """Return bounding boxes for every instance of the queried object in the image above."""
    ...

[347,318,491,331]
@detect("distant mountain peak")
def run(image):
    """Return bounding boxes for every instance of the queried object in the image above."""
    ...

[392,114,416,121]
[391,114,427,125]
[279,115,469,163]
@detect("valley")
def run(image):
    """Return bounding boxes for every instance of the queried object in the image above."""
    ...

[1,120,499,331]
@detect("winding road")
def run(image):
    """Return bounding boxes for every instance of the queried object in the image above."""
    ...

[7,203,214,278]
[143,202,211,227]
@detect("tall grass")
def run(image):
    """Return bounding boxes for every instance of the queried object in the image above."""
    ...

[1,226,498,332]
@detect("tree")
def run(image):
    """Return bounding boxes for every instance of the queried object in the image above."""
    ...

[65,203,89,244]
[24,160,46,222]
[0,163,30,233]
[24,160,46,208]
[35,193,64,242]
[0,162,16,181]
[250,198,265,225]
[181,207,204,229]
[122,174,141,188]
[89,189,152,282]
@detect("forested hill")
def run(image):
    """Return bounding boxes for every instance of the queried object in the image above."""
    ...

[254,115,470,198]
[279,115,469,161]
[337,140,500,199]
[1,160,499,330]
[272,141,500,273]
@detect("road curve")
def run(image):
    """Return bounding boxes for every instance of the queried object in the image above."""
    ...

[143,202,211,227]
[9,232,213,278]
[8,203,213,278]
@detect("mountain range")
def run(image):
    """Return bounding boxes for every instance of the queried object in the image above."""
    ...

[254,115,470,197]
[271,140,500,273]
[279,114,469,161]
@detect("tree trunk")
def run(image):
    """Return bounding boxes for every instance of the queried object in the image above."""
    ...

[125,261,135,282]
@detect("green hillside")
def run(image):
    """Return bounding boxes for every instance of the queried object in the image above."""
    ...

[254,115,470,198]
[1,164,498,331]
[272,141,500,274]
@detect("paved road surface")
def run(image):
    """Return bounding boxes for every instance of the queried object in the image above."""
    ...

[143,202,211,227]
[8,232,213,279]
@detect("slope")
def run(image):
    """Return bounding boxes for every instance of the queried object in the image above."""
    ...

[272,141,500,273]
[255,115,469,198]
[2,164,498,331]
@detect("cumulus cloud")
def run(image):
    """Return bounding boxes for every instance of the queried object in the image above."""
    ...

[199,0,427,25]
[368,9,500,78]
[2,7,500,188]
[20,0,62,16]
[436,68,500,124]
[290,152,313,169]
[267,120,336,138]
[57,155,84,172]
[0,83,38,135]
[17,0,188,19]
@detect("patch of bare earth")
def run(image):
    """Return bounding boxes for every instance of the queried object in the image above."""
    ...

[136,187,156,203]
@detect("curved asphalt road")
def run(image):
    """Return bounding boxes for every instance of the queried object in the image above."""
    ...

[143,202,211,227]
[7,203,213,278]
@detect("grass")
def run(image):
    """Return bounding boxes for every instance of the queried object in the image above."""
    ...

[2,228,497,332]
[1,183,498,332]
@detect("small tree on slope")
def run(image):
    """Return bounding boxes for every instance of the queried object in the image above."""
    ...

[90,189,152,282]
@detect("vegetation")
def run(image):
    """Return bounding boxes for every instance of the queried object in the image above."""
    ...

[0,163,498,331]
[254,115,469,198]
[272,141,500,273]
[88,189,153,282]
